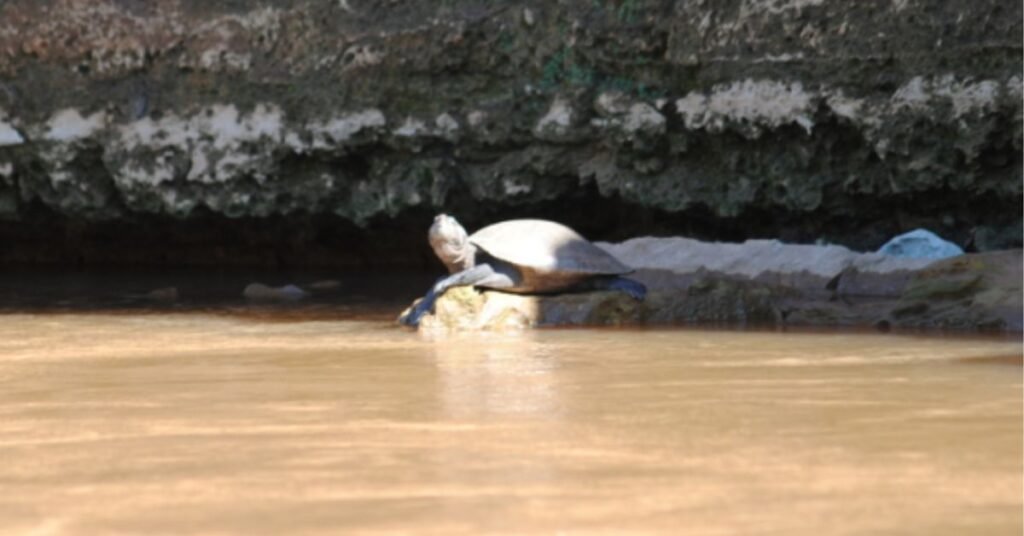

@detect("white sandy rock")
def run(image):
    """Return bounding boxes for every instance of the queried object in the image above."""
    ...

[598,237,937,278]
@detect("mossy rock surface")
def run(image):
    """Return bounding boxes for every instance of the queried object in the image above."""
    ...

[888,251,1023,331]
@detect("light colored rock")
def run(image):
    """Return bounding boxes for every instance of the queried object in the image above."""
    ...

[522,7,535,27]
[408,287,646,331]
[533,98,574,141]
[621,103,666,135]
[674,79,816,136]
[593,93,666,138]
[42,109,108,142]
[393,117,428,138]
[110,103,288,200]
[302,109,387,151]
[434,113,459,137]
[0,121,23,147]
[595,92,631,116]
[597,236,937,279]
[673,76,1020,138]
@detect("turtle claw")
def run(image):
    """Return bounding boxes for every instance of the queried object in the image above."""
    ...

[397,313,416,327]
[398,299,433,327]
[398,308,424,327]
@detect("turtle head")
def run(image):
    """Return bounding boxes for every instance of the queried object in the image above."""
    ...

[428,214,475,273]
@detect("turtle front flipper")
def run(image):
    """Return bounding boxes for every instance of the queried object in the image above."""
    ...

[398,264,515,327]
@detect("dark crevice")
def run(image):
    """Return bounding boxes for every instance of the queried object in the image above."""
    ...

[0,175,1018,271]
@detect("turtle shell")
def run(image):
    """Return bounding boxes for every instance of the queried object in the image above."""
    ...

[469,219,632,277]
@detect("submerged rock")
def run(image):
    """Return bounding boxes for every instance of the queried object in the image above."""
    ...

[243,283,308,302]
[145,287,179,303]
[308,280,342,291]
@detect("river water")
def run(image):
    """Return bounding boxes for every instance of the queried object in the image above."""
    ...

[0,275,1020,535]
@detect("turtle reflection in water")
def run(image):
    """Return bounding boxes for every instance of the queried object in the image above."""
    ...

[399,214,647,327]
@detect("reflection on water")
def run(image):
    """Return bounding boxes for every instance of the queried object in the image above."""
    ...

[0,310,1020,535]
[429,333,561,419]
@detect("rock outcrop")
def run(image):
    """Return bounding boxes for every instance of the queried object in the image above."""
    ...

[404,238,1022,332]
[0,0,1019,265]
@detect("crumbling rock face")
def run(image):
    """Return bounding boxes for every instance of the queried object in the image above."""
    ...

[0,0,1019,265]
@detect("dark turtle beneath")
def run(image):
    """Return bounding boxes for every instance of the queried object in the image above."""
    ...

[399,214,646,326]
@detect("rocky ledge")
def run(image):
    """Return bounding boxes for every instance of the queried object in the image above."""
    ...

[403,239,1022,332]
[0,0,1020,267]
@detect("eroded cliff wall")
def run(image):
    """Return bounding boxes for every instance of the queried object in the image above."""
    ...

[0,0,1019,266]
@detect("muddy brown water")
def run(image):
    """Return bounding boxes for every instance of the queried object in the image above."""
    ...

[0,273,1020,534]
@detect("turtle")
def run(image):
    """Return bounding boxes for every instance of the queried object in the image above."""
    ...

[399,214,647,326]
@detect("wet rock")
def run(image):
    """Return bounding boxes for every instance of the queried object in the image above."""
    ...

[308,280,342,291]
[885,251,1023,331]
[415,290,635,331]
[145,287,179,303]
[405,275,786,331]
[877,229,964,259]
[644,277,784,326]
[243,283,308,301]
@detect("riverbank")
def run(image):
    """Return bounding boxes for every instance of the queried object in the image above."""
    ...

[0,1,1018,267]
